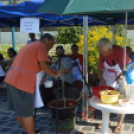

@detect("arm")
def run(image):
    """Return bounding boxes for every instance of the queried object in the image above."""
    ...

[72,62,77,67]
[97,54,107,85]
[63,69,70,74]
[97,69,106,85]
[115,71,124,81]
[39,61,62,77]
[51,59,68,73]
[131,54,134,62]
[53,69,70,74]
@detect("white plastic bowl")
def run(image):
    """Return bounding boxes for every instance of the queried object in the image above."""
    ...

[44,80,53,88]
[119,99,130,107]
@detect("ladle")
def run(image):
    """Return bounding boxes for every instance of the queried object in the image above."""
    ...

[106,88,110,95]
[75,94,84,103]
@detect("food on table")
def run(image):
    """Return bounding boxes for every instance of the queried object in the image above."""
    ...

[122,100,128,102]
[119,99,130,107]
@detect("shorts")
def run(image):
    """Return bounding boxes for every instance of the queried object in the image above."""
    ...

[6,83,34,117]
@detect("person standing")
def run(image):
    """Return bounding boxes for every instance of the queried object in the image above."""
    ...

[27,33,38,45]
[5,33,62,134]
[97,38,131,133]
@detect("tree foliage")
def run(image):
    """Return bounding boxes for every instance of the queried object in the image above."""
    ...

[55,26,83,44]
[55,25,133,76]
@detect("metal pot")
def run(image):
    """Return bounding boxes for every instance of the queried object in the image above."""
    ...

[48,98,78,120]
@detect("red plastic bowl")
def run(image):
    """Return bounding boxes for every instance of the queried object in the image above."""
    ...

[92,86,115,97]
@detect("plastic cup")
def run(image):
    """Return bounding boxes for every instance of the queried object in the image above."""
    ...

[44,80,53,88]
[119,99,130,107]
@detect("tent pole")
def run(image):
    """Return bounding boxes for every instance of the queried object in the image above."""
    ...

[12,28,16,51]
[113,25,115,44]
[0,29,1,43]
[124,12,128,71]
[9,0,16,51]
[40,27,43,36]
[83,16,88,119]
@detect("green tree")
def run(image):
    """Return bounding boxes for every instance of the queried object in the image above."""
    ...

[55,26,83,44]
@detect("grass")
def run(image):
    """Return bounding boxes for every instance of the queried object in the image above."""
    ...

[0,44,25,59]
[0,44,72,59]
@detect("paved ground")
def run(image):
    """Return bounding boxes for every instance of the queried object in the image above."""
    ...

[0,88,134,134]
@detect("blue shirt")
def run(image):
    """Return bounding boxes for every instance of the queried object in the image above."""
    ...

[130,53,134,61]
[26,39,38,45]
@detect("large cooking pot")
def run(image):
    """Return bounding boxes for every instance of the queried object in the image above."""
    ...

[48,98,78,120]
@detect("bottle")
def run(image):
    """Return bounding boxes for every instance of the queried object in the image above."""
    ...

[118,77,126,97]
[130,82,134,103]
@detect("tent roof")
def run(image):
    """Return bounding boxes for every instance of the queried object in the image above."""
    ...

[0,1,107,27]
[37,0,134,19]
[1,0,134,28]
[37,0,134,26]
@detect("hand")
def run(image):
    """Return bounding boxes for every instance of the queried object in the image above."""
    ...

[115,72,124,81]
[54,70,62,77]
[51,64,56,69]
[100,78,106,85]
[0,60,5,67]
[4,60,11,66]
[41,77,46,84]
[72,62,78,67]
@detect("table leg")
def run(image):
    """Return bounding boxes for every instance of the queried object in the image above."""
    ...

[102,111,110,134]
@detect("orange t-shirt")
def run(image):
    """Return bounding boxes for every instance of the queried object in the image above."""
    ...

[5,41,49,94]
[70,54,83,69]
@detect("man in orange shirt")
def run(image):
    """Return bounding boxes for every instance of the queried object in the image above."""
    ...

[5,33,62,134]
